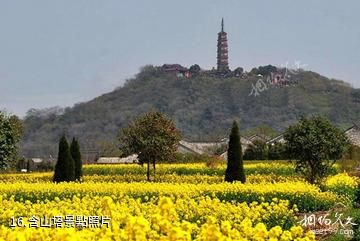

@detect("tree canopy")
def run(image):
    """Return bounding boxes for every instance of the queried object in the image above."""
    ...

[0,112,23,170]
[189,64,201,75]
[243,140,268,160]
[284,116,349,184]
[118,110,181,181]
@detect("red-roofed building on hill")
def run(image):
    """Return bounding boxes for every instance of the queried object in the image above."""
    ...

[161,64,191,78]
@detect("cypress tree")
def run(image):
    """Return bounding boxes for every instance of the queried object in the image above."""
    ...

[225,121,246,183]
[53,135,75,182]
[26,159,31,173]
[70,137,82,181]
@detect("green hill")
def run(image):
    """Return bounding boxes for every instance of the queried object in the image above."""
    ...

[21,65,360,157]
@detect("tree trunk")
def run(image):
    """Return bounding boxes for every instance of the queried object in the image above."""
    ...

[146,160,150,182]
[309,159,317,184]
[153,161,156,182]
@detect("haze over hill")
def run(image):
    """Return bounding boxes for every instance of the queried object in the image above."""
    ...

[21,65,360,157]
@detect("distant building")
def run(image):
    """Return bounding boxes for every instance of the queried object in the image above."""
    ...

[217,18,229,73]
[220,137,253,160]
[345,122,360,147]
[266,134,286,146]
[239,136,254,151]
[19,158,44,172]
[31,158,43,164]
[247,134,270,143]
[177,142,200,155]
[266,122,360,147]
[97,154,138,164]
[161,64,191,78]
[270,72,286,85]
[178,140,227,155]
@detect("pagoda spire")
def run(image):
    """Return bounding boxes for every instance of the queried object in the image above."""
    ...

[221,17,224,32]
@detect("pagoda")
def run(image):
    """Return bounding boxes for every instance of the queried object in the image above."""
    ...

[217,18,229,72]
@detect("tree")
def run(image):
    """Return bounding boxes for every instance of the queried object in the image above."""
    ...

[26,159,31,172]
[284,116,349,184]
[0,112,22,170]
[53,136,75,182]
[243,140,268,160]
[225,121,246,183]
[249,67,259,75]
[268,142,287,160]
[9,115,24,139]
[233,67,244,77]
[258,65,277,76]
[189,64,201,75]
[118,110,181,181]
[70,138,82,181]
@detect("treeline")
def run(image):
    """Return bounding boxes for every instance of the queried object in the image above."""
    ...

[243,141,287,160]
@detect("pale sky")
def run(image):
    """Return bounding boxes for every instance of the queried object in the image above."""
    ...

[0,0,359,116]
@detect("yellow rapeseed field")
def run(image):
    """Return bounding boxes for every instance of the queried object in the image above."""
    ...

[0,163,357,240]
[0,195,315,241]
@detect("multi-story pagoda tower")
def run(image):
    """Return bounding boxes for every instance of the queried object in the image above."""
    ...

[217,18,229,72]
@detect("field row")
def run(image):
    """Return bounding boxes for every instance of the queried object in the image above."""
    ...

[81,163,334,176]
[0,195,315,241]
[0,173,303,184]
[0,181,342,212]
[0,172,357,203]
[0,163,357,240]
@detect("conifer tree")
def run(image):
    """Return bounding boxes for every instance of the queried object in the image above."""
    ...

[26,159,31,173]
[70,137,82,181]
[225,121,246,183]
[53,135,75,182]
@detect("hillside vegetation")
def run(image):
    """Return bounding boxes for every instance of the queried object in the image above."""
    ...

[21,65,360,157]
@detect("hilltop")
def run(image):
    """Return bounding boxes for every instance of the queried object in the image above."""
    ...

[21,65,360,157]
